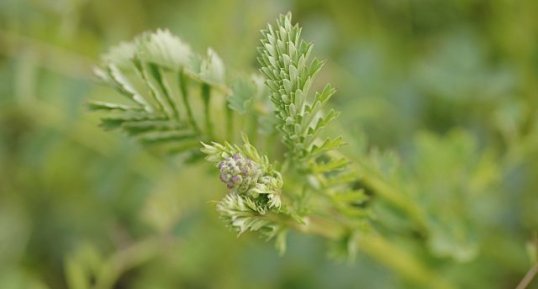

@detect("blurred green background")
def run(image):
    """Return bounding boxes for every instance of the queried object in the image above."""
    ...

[1,0,537,288]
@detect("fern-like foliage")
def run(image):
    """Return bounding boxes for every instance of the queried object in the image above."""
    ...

[257,13,369,234]
[91,29,230,156]
[199,13,370,256]
[92,14,370,258]
[88,13,505,288]
[258,13,342,164]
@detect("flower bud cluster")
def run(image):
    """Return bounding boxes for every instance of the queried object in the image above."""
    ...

[218,154,262,193]
[218,153,282,211]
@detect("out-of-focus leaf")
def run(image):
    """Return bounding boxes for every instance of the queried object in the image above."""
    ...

[408,130,500,262]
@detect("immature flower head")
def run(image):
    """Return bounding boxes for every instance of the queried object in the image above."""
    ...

[218,154,262,193]
[202,140,284,234]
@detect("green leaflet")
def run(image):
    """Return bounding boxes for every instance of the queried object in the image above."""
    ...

[228,75,267,114]
[91,29,230,155]
[408,130,500,261]
[257,13,369,232]
[258,13,339,162]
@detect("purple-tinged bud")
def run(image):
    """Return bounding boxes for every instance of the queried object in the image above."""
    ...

[218,154,261,193]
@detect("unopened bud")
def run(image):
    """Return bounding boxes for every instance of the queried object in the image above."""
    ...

[218,154,261,193]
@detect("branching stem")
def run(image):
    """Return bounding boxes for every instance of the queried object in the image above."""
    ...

[354,161,429,233]
[295,217,455,289]
[516,264,538,289]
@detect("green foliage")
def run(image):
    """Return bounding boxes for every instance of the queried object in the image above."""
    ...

[409,131,499,261]
[92,14,373,256]
[3,1,538,289]
[228,75,267,115]
[87,12,538,289]
[258,13,340,164]
[91,29,229,156]
[197,14,371,256]
[256,14,367,213]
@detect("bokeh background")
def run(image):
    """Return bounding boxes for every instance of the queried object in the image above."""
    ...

[1,0,538,288]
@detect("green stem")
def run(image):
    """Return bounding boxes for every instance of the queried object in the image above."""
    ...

[179,70,200,133]
[156,65,181,121]
[358,234,455,289]
[225,103,234,141]
[516,264,538,289]
[325,145,428,233]
[93,237,172,289]
[201,83,213,138]
[354,161,429,233]
[294,217,455,289]
[329,122,428,232]
[134,59,168,116]
[249,112,258,146]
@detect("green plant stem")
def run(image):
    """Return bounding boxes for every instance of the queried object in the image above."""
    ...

[358,235,454,289]
[354,161,429,233]
[225,103,234,141]
[179,70,200,133]
[249,112,258,146]
[329,122,428,233]
[157,66,181,121]
[135,60,168,117]
[94,236,173,289]
[516,264,538,289]
[294,216,455,289]
[201,83,213,138]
